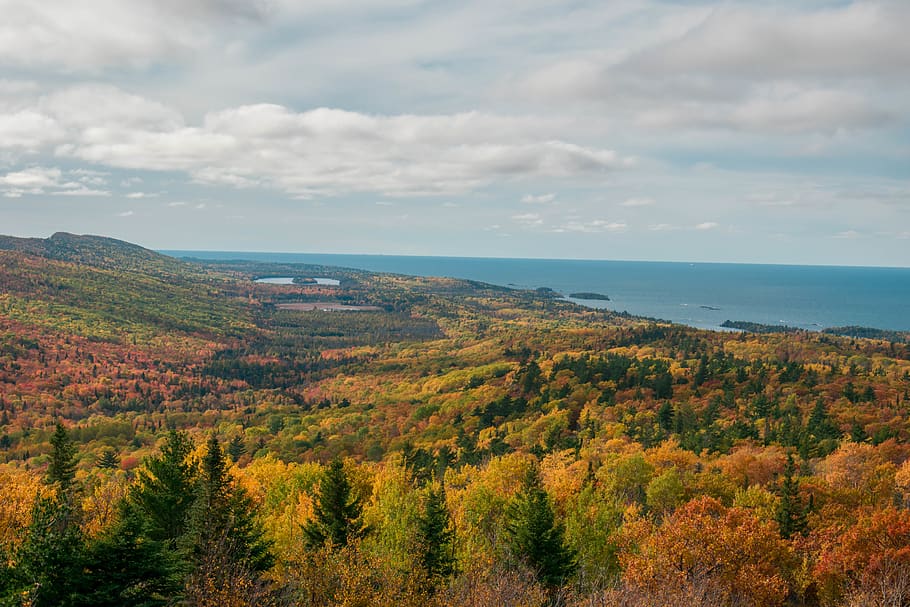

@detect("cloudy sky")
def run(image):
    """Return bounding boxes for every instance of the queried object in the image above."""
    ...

[1,0,908,265]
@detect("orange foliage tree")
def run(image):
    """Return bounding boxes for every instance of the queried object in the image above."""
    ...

[620,496,792,607]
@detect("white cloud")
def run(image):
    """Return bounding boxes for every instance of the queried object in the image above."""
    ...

[0,167,61,189]
[637,87,893,133]
[0,86,631,198]
[52,186,110,197]
[512,212,544,227]
[648,223,678,231]
[621,197,654,207]
[554,219,627,234]
[833,230,861,239]
[0,0,269,72]
[117,210,135,217]
[522,193,556,204]
[0,165,111,197]
[628,2,910,80]
[518,2,909,135]
[695,222,719,230]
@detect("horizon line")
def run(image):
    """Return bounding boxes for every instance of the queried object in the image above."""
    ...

[159,247,910,271]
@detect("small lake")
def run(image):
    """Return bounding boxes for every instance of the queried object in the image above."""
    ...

[254,277,340,286]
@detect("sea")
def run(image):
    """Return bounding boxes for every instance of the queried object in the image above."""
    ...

[163,251,910,333]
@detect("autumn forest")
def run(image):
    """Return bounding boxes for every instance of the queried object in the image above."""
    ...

[1,232,909,607]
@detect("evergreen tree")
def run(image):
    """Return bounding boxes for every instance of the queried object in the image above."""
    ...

[0,543,23,603]
[303,458,365,549]
[3,423,90,606]
[850,420,868,443]
[657,401,674,434]
[227,435,246,462]
[504,467,576,587]
[415,485,455,583]
[693,354,708,386]
[47,421,77,491]
[11,495,87,607]
[130,430,198,547]
[97,447,120,470]
[184,434,273,574]
[776,453,808,539]
[79,503,180,607]
[807,399,839,440]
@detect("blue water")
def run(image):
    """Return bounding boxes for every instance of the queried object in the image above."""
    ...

[164,250,910,333]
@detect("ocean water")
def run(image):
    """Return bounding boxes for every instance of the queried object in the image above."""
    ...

[164,251,910,333]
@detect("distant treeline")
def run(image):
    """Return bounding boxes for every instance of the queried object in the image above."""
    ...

[823,325,910,343]
[721,321,910,343]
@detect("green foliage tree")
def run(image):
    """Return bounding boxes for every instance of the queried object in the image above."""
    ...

[10,496,86,607]
[1,423,89,606]
[184,434,273,574]
[227,434,246,462]
[304,458,365,549]
[776,453,807,539]
[130,430,198,547]
[504,467,576,587]
[415,485,455,583]
[47,421,77,492]
[79,503,179,607]
[97,447,120,470]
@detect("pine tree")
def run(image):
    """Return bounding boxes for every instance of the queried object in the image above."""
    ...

[776,453,808,539]
[130,431,198,547]
[48,421,77,491]
[303,458,365,549]
[504,467,576,587]
[415,485,455,583]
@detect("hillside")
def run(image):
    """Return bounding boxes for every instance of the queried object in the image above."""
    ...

[1,234,910,606]
[0,232,204,279]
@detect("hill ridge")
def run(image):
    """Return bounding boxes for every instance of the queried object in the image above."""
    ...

[0,232,199,278]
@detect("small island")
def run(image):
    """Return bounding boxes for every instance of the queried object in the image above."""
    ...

[720,320,801,334]
[569,292,610,301]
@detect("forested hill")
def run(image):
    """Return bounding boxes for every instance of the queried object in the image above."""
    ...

[0,232,205,279]
[1,235,910,606]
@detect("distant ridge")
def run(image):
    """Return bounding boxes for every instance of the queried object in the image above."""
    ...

[0,232,200,278]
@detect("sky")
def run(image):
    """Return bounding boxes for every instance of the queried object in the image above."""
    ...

[0,0,908,266]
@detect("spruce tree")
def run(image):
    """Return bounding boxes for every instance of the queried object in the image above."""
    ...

[504,467,576,587]
[97,447,120,470]
[12,495,87,607]
[184,435,273,574]
[48,421,77,491]
[776,453,808,539]
[303,458,365,549]
[227,435,246,461]
[807,399,839,441]
[130,430,198,547]
[79,503,180,607]
[5,422,90,606]
[415,485,455,583]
